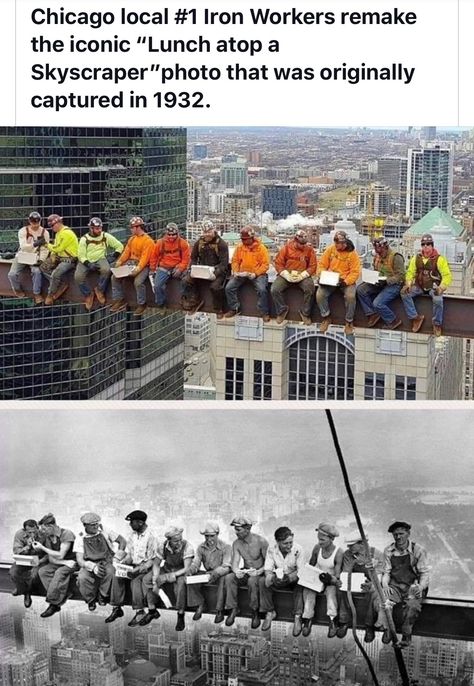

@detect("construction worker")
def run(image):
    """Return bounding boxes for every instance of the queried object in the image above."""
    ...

[260,526,304,634]
[336,532,384,642]
[39,215,78,306]
[8,211,49,305]
[149,223,191,312]
[146,525,194,631]
[401,233,452,336]
[32,513,77,618]
[74,218,123,311]
[315,230,361,335]
[224,516,269,629]
[271,230,317,325]
[300,523,343,638]
[356,236,405,330]
[225,227,271,322]
[110,217,155,316]
[378,521,429,648]
[10,519,45,608]
[181,222,229,317]
[74,512,127,612]
[185,521,231,623]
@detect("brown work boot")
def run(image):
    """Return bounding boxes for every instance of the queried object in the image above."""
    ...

[216,311,224,320]
[433,324,442,337]
[367,313,381,327]
[33,294,44,305]
[51,284,69,303]
[94,287,106,305]
[319,316,331,333]
[344,321,354,335]
[411,314,425,333]
[13,289,27,298]
[276,307,289,325]
[84,292,95,311]
[261,313,271,323]
[383,318,402,330]
[109,299,127,313]
[133,304,147,316]
[224,310,239,319]
[299,310,312,326]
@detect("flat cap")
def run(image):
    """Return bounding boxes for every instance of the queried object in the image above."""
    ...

[388,521,411,533]
[125,510,147,522]
[80,512,101,525]
[316,522,339,538]
[164,525,184,539]
[39,513,56,526]
[230,516,253,527]
[344,531,366,546]
[200,521,220,535]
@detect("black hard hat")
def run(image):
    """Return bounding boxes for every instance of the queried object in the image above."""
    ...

[125,510,147,522]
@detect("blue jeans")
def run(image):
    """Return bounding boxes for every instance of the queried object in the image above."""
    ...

[154,267,174,306]
[74,259,111,296]
[357,282,402,325]
[225,275,269,315]
[44,260,76,295]
[8,259,43,295]
[316,284,356,322]
[401,284,443,325]
[111,264,150,305]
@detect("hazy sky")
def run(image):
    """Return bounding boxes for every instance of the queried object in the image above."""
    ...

[2,407,473,491]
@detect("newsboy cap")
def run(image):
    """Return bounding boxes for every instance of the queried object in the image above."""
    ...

[388,521,411,533]
[80,512,101,525]
[344,531,366,546]
[125,510,147,522]
[164,525,184,539]
[200,521,220,535]
[230,516,253,527]
[316,522,339,538]
[39,513,56,526]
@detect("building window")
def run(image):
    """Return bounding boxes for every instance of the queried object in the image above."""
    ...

[395,375,417,400]
[288,335,354,400]
[375,330,407,356]
[253,360,272,400]
[225,357,244,400]
[235,316,264,342]
[364,372,385,400]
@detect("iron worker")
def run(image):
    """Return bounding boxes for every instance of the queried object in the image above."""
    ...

[315,230,361,335]
[75,217,123,311]
[356,236,405,330]
[41,215,79,305]
[271,230,317,325]
[149,223,191,312]
[300,522,343,638]
[186,521,231,623]
[260,526,304,634]
[8,212,50,305]
[105,510,158,627]
[378,521,429,647]
[225,227,271,322]
[146,525,194,631]
[10,519,45,608]
[401,233,452,336]
[224,516,269,629]
[336,531,384,642]
[33,513,77,618]
[181,222,230,317]
[74,512,127,612]
[110,217,155,316]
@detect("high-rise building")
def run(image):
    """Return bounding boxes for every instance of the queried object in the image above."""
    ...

[0,126,187,400]
[1,648,49,686]
[262,185,297,220]
[221,158,249,193]
[405,144,453,220]
[357,183,392,216]
[224,194,256,231]
[193,143,208,160]
[187,174,203,223]
[200,631,271,685]
[421,126,437,141]
[376,156,408,214]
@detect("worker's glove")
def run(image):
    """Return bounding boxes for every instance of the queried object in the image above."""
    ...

[299,270,310,280]
[33,236,46,248]
[172,267,183,278]
[280,270,291,282]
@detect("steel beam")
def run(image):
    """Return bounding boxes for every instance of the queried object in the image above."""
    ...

[1,261,473,337]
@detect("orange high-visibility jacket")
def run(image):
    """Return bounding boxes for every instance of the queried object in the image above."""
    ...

[116,234,155,273]
[231,240,270,276]
[317,244,361,285]
[275,239,317,275]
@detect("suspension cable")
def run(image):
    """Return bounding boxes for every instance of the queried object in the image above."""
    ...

[325,409,410,686]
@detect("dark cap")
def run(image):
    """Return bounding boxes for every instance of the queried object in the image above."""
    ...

[421,234,434,244]
[39,513,56,526]
[388,521,411,533]
[125,510,147,522]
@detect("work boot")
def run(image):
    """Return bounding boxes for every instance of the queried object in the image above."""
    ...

[400,633,412,647]
[382,628,392,644]
[33,294,44,305]
[24,593,32,609]
[225,608,239,626]
[319,317,331,333]
[94,287,106,305]
[216,311,224,320]
[176,613,185,631]
[251,611,261,629]
[84,292,95,311]
[364,627,375,643]
[276,307,289,325]
[11,589,21,597]
[433,324,442,337]
[262,610,276,631]
[224,310,239,319]
[13,289,27,298]
[105,607,124,623]
[367,313,381,327]
[139,609,161,626]
[88,601,97,612]
[411,314,425,333]
[128,611,145,627]
[344,321,354,335]
[214,610,225,624]
[293,615,302,637]
[133,304,147,316]
[302,618,312,637]
[192,605,204,621]
[327,619,338,638]
[383,318,402,330]
[50,284,69,303]
[40,604,61,618]
[98,595,108,606]
[109,298,127,313]
[336,623,349,638]
[261,313,271,323]
[299,310,312,326]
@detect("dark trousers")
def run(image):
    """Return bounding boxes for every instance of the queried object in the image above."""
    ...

[376,583,425,635]
[258,576,303,615]
[78,562,115,604]
[224,573,260,611]
[143,573,187,612]
[337,584,379,627]
[10,563,40,595]
[187,575,227,611]
[182,274,226,312]
[38,563,76,605]
[110,571,148,610]
[271,276,315,316]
